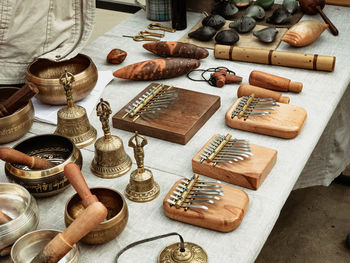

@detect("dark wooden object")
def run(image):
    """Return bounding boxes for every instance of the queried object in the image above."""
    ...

[299,0,339,35]
[112,83,220,145]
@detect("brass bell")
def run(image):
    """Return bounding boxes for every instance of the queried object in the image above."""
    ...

[125,131,160,202]
[90,98,132,178]
[54,71,97,148]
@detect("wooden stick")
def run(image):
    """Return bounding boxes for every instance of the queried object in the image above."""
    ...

[0,147,54,170]
[64,163,98,208]
[214,45,336,72]
[30,202,107,263]
[237,84,290,103]
[0,211,12,225]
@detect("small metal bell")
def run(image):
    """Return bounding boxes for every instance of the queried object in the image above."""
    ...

[125,131,160,202]
[90,99,132,178]
[158,242,208,263]
[54,71,97,148]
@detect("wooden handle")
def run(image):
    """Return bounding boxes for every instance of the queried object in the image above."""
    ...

[0,82,39,118]
[64,163,98,207]
[31,202,107,263]
[237,84,290,103]
[0,211,12,225]
[0,147,53,170]
[249,70,302,93]
[316,6,339,36]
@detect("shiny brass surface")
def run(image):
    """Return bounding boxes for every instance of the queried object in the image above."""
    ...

[0,183,39,254]
[125,132,160,202]
[54,71,97,148]
[65,188,128,244]
[25,53,98,105]
[158,242,208,263]
[10,229,79,263]
[90,99,132,178]
[0,87,34,144]
[5,134,82,197]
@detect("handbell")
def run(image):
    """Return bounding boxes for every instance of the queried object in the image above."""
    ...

[54,71,97,148]
[125,131,160,202]
[91,99,132,178]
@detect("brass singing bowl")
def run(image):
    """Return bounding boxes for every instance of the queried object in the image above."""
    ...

[5,134,82,197]
[0,183,39,255]
[25,53,98,105]
[65,188,128,244]
[11,229,80,263]
[0,87,34,144]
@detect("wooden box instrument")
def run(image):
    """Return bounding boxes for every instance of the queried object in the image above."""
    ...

[192,134,277,190]
[163,174,249,232]
[225,94,307,139]
[112,83,220,145]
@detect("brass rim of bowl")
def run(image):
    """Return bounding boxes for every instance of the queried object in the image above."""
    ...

[26,54,93,83]
[65,187,127,225]
[5,134,79,179]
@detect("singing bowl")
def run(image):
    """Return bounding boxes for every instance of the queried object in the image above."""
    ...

[0,183,39,255]
[65,188,128,244]
[5,134,82,197]
[0,87,34,144]
[25,53,98,105]
[11,229,80,263]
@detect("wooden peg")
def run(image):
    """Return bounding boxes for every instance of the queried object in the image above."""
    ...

[210,68,242,88]
[64,163,98,207]
[0,147,54,170]
[237,84,290,104]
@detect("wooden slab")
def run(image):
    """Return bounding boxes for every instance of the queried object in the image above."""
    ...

[225,98,307,139]
[192,134,277,190]
[163,178,249,232]
[112,83,220,145]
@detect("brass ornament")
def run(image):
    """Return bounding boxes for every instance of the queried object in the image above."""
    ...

[90,99,132,178]
[125,131,160,202]
[158,242,208,263]
[54,71,97,148]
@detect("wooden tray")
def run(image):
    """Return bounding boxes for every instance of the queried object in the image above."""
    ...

[163,178,249,232]
[192,134,277,190]
[112,83,220,145]
[225,98,307,139]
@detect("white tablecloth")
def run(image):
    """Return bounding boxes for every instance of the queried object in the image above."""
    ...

[1,3,350,263]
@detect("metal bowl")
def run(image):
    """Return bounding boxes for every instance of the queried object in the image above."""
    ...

[0,87,34,144]
[0,183,39,254]
[11,229,80,263]
[25,53,98,105]
[5,134,82,197]
[65,188,128,244]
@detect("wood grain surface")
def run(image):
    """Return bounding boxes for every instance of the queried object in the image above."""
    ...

[325,0,350,6]
[163,178,249,232]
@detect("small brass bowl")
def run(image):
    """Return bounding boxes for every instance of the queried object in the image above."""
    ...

[5,134,82,197]
[11,229,80,263]
[25,53,98,105]
[65,188,128,244]
[0,183,39,254]
[0,87,34,144]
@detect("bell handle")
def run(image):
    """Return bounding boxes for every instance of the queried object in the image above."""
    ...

[0,211,12,225]
[30,202,107,263]
[0,147,54,170]
[64,163,98,207]
[316,6,338,36]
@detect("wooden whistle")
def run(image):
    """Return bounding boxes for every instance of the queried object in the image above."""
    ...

[249,70,303,93]
[210,68,242,88]
[237,84,290,104]
[30,202,107,263]
[0,83,39,118]
[64,163,98,208]
[0,147,54,170]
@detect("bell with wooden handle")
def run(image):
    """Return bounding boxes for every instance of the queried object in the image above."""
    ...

[91,98,132,178]
[54,71,97,148]
[125,131,160,202]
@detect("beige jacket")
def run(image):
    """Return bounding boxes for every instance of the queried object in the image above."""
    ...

[0,0,95,84]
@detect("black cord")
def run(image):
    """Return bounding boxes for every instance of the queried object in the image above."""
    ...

[187,67,236,87]
[115,232,185,262]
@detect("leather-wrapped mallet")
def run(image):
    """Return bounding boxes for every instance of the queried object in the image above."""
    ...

[237,84,290,104]
[0,147,54,170]
[64,163,98,208]
[30,201,107,263]
[210,68,242,88]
